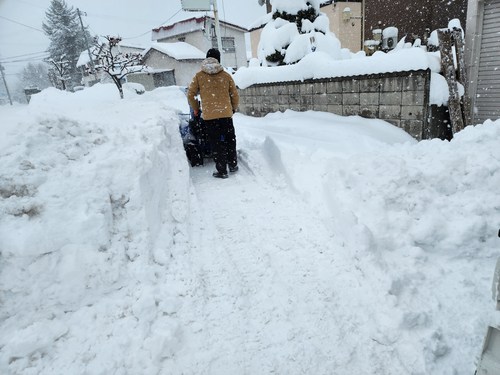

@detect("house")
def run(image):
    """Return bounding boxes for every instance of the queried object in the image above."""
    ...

[151,15,248,69]
[465,0,500,124]
[250,0,468,57]
[363,0,468,44]
[76,42,146,87]
[249,1,364,58]
[323,1,363,53]
[128,42,205,89]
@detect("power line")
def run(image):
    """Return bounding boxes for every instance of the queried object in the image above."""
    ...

[1,55,49,64]
[0,15,44,33]
[15,0,48,10]
[0,51,49,60]
[122,8,183,40]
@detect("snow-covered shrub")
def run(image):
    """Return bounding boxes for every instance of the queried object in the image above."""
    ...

[257,0,342,66]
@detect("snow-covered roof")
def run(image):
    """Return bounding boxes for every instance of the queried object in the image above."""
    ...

[143,42,205,61]
[119,42,148,51]
[76,46,102,67]
[76,43,148,68]
[151,15,247,41]
[131,66,174,74]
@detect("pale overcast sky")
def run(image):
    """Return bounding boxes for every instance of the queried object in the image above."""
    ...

[0,0,265,83]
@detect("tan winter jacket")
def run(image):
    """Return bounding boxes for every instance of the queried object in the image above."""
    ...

[187,57,239,121]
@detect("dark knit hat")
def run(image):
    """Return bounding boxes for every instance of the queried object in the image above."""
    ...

[206,48,221,63]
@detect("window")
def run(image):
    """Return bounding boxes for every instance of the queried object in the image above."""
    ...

[211,37,235,53]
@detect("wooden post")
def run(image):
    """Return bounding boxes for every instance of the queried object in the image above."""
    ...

[438,29,464,135]
[452,27,473,127]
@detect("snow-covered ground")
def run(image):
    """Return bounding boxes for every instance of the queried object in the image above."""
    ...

[1,84,499,374]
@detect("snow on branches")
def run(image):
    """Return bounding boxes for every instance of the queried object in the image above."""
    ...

[90,36,144,99]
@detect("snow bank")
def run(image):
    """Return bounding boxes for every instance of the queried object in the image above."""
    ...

[0,83,193,373]
[1,84,499,374]
[235,112,500,374]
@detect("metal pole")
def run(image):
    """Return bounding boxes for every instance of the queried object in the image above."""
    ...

[361,0,365,51]
[212,0,224,66]
[0,63,13,105]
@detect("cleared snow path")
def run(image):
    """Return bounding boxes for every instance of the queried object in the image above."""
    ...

[185,157,347,373]
[171,145,406,374]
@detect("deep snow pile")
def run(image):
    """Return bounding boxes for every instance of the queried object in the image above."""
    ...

[0,84,499,374]
[0,85,192,374]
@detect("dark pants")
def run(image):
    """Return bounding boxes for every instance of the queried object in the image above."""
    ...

[205,117,237,174]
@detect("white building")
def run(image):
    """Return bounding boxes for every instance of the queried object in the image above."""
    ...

[151,15,248,69]
[130,42,206,88]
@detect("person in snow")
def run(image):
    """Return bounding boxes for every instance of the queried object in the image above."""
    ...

[187,48,239,179]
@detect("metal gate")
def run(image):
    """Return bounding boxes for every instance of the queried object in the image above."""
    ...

[476,0,500,123]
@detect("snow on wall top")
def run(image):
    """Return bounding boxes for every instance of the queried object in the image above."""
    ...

[235,48,440,89]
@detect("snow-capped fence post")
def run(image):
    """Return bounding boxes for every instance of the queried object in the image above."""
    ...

[451,27,473,128]
[437,29,464,135]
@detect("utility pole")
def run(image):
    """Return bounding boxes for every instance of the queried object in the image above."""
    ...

[181,0,224,65]
[76,8,96,83]
[0,63,13,105]
[258,0,272,13]
[212,0,224,66]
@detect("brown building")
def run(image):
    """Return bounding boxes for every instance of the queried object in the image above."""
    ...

[363,0,468,42]
[251,1,468,56]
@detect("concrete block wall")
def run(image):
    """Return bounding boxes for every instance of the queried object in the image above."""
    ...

[237,69,432,140]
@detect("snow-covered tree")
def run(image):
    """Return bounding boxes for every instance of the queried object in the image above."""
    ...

[47,57,71,90]
[19,63,51,90]
[257,0,342,66]
[42,0,92,89]
[90,36,143,99]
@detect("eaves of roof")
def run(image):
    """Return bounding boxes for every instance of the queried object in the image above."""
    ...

[152,16,248,34]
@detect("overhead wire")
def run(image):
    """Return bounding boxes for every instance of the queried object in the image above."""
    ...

[1,55,49,64]
[77,8,184,41]
[0,51,49,60]
[0,15,44,33]
[122,8,183,40]
[14,0,47,10]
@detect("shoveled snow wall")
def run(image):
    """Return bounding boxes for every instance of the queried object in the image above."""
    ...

[238,69,436,140]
